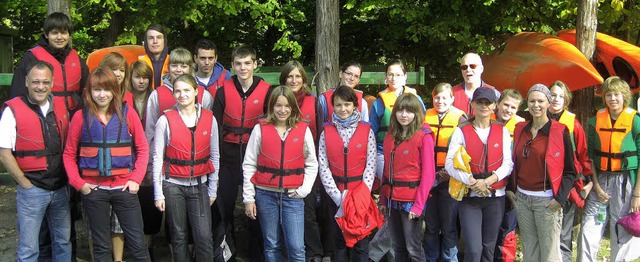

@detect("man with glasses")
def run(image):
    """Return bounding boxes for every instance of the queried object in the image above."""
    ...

[452,53,500,117]
[1,61,72,261]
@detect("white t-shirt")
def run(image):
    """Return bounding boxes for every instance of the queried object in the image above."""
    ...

[0,100,50,150]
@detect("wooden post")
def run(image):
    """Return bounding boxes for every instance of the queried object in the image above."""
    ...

[47,0,70,17]
[572,0,598,125]
[315,0,339,93]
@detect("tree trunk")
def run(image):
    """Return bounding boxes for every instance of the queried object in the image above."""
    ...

[103,8,124,47]
[572,0,598,125]
[315,0,339,94]
[47,0,70,17]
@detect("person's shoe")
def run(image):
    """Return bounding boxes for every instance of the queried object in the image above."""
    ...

[307,256,322,262]
[322,256,332,262]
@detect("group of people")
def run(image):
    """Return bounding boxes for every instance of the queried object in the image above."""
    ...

[2,11,640,262]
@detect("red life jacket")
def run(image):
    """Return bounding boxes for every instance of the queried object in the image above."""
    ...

[251,120,307,189]
[157,84,207,115]
[460,121,507,190]
[123,92,146,127]
[204,70,227,92]
[381,124,431,201]
[324,122,370,191]
[4,97,69,172]
[221,78,270,143]
[322,89,364,122]
[30,46,82,112]
[513,120,565,196]
[163,109,215,178]
[299,95,318,140]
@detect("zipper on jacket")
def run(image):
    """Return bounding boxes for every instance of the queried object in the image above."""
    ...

[343,146,348,190]
[103,123,108,176]
[279,138,285,189]
[239,96,247,144]
[61,64,71,111]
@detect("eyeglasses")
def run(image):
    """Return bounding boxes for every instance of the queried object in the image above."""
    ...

[522,139,533,158]
[386,73,405,78]
[343,71,361,80]
[460,64,478,70]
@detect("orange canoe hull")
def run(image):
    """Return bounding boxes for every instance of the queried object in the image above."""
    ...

[558,29,640,92]
[86,45,146,71]
[483,32,603,95]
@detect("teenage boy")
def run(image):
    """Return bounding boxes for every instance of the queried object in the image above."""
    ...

[212,45,271,261]
[139,24,170,88]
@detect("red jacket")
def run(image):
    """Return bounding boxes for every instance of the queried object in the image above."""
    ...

[163,109,215,178]
[322,89,364,122]
[324,122,370,191]
[299,95,318,140]
[513,121,565,197]
[381,125,430,201]
[251,120,306,189]
[460,121,507,190]
[5,97,69,172]
[64,108,149,190]
[31,46,82,112]
[221,78,270,143]
[336,182,384,248]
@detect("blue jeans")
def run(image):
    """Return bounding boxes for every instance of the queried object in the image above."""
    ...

[164,181,213,262]
[424,182,459,262]
[17,185,71,262]
[255,188,305,262]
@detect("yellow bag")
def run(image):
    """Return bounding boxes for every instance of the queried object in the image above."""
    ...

[448,146,472,201]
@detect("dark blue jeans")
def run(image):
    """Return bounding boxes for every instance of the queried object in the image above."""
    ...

[81,188,149,262]
[163,181,213,262]
[458,196,505,262]
[424,182,459,262]
[389,208,425,261]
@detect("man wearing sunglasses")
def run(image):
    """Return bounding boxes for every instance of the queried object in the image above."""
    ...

[452,53,500,118]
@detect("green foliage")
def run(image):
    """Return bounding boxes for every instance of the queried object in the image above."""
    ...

[2,0,639,91]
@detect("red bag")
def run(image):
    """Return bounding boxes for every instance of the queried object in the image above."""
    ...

[617,212,640,237]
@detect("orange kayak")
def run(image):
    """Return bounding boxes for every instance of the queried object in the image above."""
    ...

[558,29,640,92]
[482,32,603,95]
[86,45,146,71]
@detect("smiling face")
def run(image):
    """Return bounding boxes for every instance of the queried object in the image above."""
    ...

[432,90,454,114]
[146,29,165,56]
[333,96,355,120]
[549,85,566,113]
[497,96,521,122]
[232,55,257,82]
[605,91,625,115]
[173,81,197,108]
[386,64,407,89]
[26,68,53,106]
[460,54,484,84]
[45,28,70,50]
[273,95,292,124]
[91,86,114,111]
[169,63,191,82]
[112,66,126,85]
[285,67,304,92]
[472,99,496,119]
[340,66,362,89]
[527,91,550,119]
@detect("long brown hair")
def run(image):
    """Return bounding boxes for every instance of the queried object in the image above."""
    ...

[279,60,311,95]
[265,85,302,128]
[99,52,129,96]
[389,93,424,143]
[84,67,124,122]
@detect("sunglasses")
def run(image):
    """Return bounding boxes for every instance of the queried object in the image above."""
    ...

[522,139,533,158]
[460,64,478,70]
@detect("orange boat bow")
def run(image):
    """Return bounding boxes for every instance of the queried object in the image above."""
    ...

[483,32,603,95]
[558,29,640,92]
[86,45,146,72]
